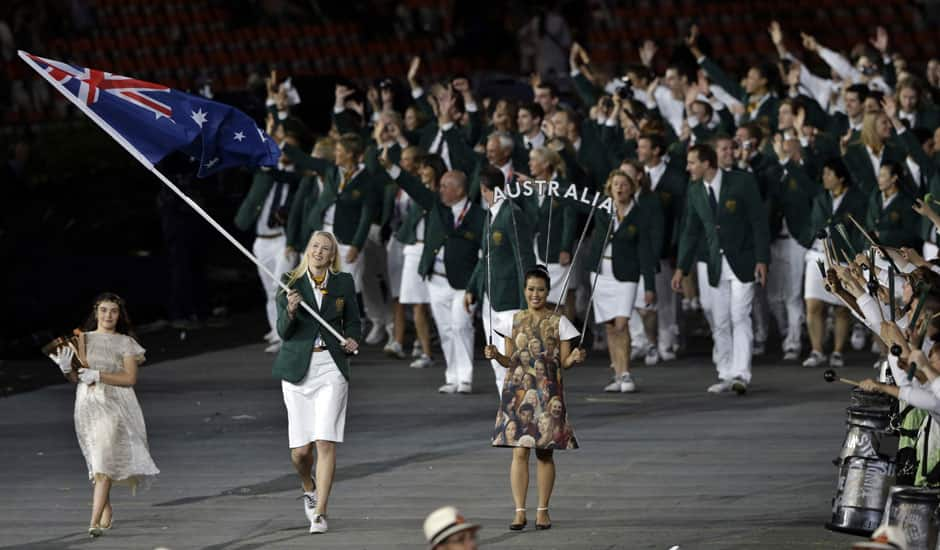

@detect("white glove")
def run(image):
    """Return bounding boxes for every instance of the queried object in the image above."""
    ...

[77,368,100,385]
[52,346,75,374]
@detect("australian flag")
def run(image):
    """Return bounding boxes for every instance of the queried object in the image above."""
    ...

[20,50,280,177]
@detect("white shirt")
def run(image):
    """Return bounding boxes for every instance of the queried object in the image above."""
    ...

[255,164,294,236]
[645,161,667,191]
[305,269,328,347]
[882,191,898,210]
[429,122,454,170]
[647,85,685,136]
[866,145,883,181]
[523,131,545,150]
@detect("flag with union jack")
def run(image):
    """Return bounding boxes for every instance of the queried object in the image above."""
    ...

[19,50,280,177]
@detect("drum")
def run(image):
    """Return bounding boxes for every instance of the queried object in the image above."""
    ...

[883,488,940,550]
[851,387,895,411]
[837,407,893,464]
[827,456,896,535]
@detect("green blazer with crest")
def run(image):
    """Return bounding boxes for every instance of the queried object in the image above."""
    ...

[677,170,771,287]
[273,271,361,382]
[467,200,537,311]
[394,170,485,289]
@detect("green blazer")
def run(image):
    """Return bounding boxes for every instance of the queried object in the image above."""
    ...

[395,200,427,245]
[677,170,771,287]
[581,203,656,291]
[273,271,361,382]
[768,160,819,243]
[576,124,616,193]
[394,170,484,289]
[234,170,301,236]
[516,179,577,262]
[802,186,868,256]
[699,57,779,130]
[467,200,537,311]
[842,141,907,197]
[282,144,376,250]
[650,165,688,257]
[866,190,921,250]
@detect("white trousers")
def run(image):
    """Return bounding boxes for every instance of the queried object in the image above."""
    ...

[925,242,939,262]
[427,274,475,386]
[482,296,518,395]
[767,237,806,353]
[386,237,404,300]
[252,234,295,339]
[631,260,678,352]
[711,269,755,383]
[360,224,389,325]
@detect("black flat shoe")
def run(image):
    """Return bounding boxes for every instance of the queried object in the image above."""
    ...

[509,508,526,531]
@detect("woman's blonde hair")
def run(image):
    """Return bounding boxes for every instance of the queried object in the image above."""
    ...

[529,146,566,178]
[604,169,637,198]
[860,112,886,153]
[282,231,342,291]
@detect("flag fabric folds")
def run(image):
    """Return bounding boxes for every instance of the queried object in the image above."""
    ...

[19,50,280,177]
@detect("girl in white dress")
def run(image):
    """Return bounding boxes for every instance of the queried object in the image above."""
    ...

[50,293,159,537]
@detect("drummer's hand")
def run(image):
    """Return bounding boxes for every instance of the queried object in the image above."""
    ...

[53,346,74,374]
[287,290,302,317]
[559,251,571,266]
[483,345,499,360]
[567,347,586,365]
[859,378,880,393]
[342,338,359,354]
[464,292,476,313]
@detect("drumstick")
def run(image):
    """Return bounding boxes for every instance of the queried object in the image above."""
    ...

[833,223,857,257]
[823,369,859,386]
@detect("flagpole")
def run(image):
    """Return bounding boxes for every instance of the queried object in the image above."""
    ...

[19,51,353,349]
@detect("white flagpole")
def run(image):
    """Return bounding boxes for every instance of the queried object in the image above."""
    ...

[19,50,352,348]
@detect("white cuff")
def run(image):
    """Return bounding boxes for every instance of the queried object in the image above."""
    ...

[696,55,706,64]
[386,165,402,180]
[465,101,478,113]
[411,87,424,99]
[799,136,809,148]
[333,106,344,114]
[570,68,580,77]
[687,115,700,128]
[265,98,275,107]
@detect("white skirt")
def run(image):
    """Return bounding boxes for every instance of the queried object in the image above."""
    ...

[386,237,405,300]
[282,351,348,447]
[399,243,430,304]
[547,259,580,304]
[335,242,365,293]
[803,249,842,306]
[590,272,637,323]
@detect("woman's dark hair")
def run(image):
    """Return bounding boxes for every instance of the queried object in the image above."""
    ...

[416,153,447,184]
[83,292,136,337]
[823,158,853,187]
[525,265,551,291]
[880,160,905,182]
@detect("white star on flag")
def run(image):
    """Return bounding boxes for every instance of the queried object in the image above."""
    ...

[191,108,208,128]
[233,131,246,142]
[205,157,219,168]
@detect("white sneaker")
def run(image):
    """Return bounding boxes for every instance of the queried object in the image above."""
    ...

[603,378,621,392]
[850,324,867,351]
[301,491,318,523]
[457,382,472,394]
[659,347,677,362]
[264,341,282,353]
[411,354,433,368]
[411,343,423,358]
[365,323,385,345]
[783,349,800,361]
[752,340,766,356]
[802,351,827,368]
[829,352,844,368]
[309,514,328,534]
[263,330,278,343]
[384,340,407,359]
[644,346,660,366]
[620,373,636,393]
[438,383,457,394]
[707,380,733,393]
